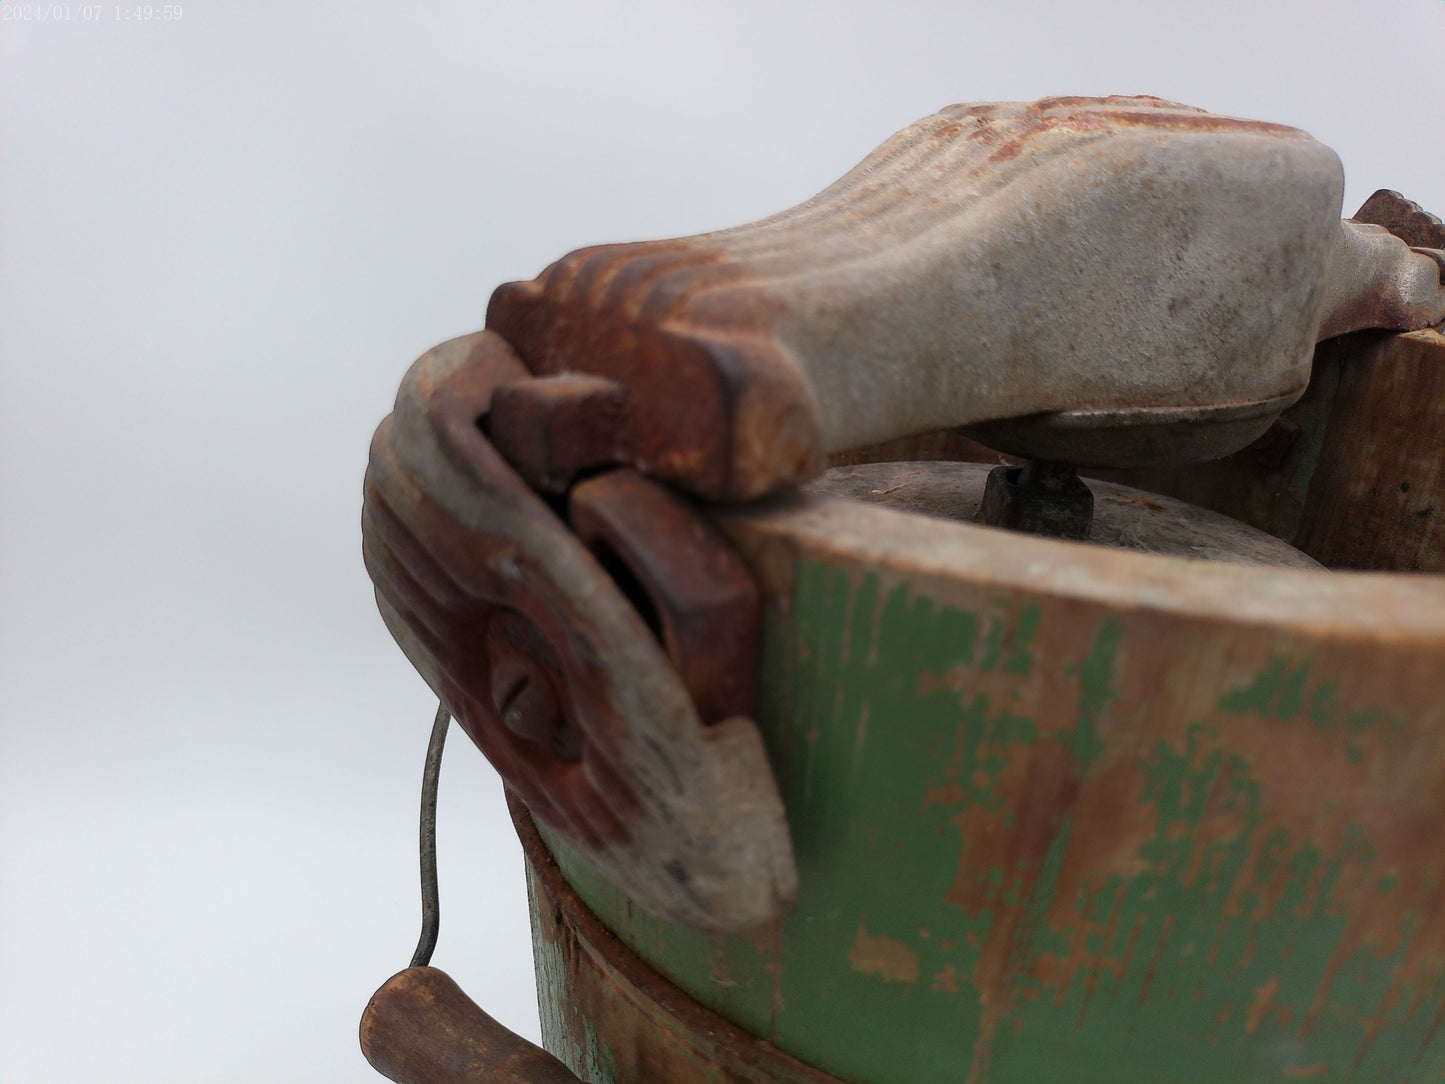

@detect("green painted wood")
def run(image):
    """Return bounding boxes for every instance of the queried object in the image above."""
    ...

[536,501,1445,1084]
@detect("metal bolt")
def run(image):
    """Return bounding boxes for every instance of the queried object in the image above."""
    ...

[980,459,1094,540]
[1017,459,1079,494]
[485,611,581,762]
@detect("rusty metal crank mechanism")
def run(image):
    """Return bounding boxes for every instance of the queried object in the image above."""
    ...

[359,97,1445,1083]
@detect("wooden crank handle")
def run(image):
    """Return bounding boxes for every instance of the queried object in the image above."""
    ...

[485,96,1445,500]
[360,967,582,1084]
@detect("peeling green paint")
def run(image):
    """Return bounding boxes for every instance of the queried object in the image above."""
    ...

[535,556,1445,1083]
[580,1018,618,1084]
[527,864,599,1079]
[1064,618,1120,768]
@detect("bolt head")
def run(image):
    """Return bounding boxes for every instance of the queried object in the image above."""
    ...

[485,611,581,761]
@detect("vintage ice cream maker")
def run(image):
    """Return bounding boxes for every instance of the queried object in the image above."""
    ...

[356,97,1445,1083]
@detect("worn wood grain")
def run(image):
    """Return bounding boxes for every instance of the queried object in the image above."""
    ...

[1294,329,1445,570]
[1092,328,1445,572]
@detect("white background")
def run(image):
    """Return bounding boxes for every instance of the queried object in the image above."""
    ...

[2,2,1442,1081]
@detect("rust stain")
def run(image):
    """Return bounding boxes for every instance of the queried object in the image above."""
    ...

[706,937,737,989]
[483,92,1341,505]
[1022,753,1159,1006]
[1354,189,1445,250]
[1029,94,1115,113]
[917,663,976,697]
[1282,1064,1331,1079]
[1351,981,1401,1071]
[1224,683,1445,1032]
[932,964,962,994]
[487,236,808,502]
[949,742,1080,1084]
[922,780,967,809]
[945,95,1307,173]
[848,920,920,985]
[1410,997,1445,1078]
[918,587,1445,1062]
[569,468,760,726]
[1096,613,1445,1036]
[988,138,1025,164]
[744,918,787,1030]
[1075,882,1129,1026]
[1093,108,1299,136]
[1045,754,1158,909]
[854,699,870,754]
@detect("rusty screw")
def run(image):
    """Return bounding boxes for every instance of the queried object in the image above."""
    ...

[484,611,581,762]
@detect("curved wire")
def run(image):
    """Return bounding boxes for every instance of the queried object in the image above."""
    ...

[410,702,450,968]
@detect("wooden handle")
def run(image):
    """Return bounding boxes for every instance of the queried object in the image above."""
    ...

[360,966,582,1084]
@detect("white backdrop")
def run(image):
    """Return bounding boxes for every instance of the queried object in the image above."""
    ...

[2,2,1442,1081]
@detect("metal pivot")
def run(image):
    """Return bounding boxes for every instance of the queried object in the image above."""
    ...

[980,460,1095,541]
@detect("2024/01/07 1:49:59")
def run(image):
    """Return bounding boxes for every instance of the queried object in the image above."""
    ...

[0,5,182,20]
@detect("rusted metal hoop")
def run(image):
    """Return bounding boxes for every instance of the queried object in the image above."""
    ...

[509,790,846,1084]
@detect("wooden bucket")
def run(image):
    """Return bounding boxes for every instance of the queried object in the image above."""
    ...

[523,328,1445,1083]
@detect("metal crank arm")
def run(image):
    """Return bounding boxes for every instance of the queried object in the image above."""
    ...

[486,96,1445,493]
